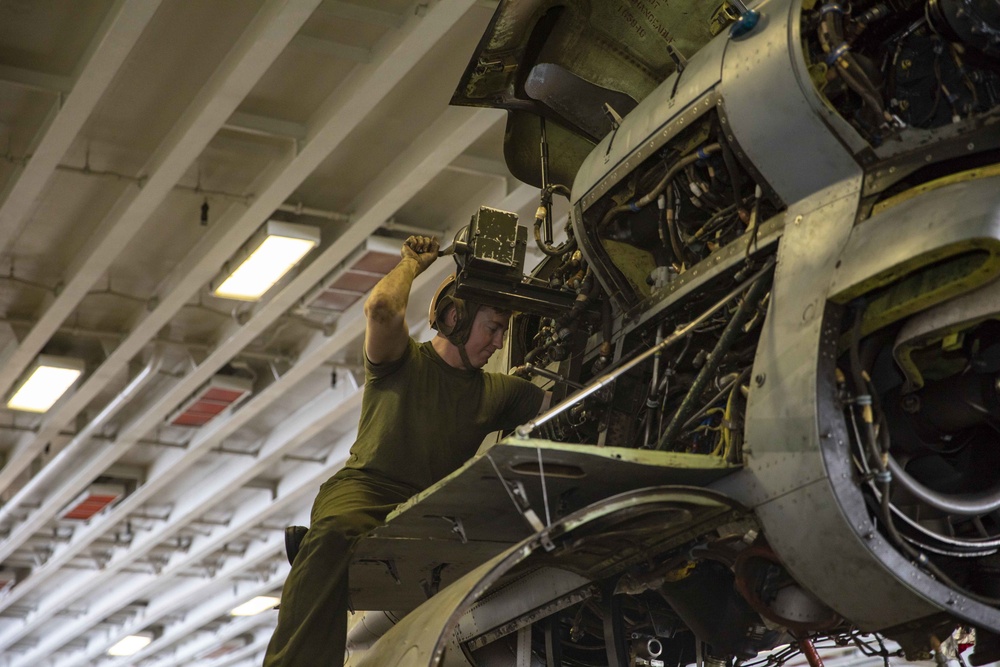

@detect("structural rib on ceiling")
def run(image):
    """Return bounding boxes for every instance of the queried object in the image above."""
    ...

[0,0,323,495]
[0,0,163,254]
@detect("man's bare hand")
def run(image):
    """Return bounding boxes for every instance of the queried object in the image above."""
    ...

[401,235,439,273]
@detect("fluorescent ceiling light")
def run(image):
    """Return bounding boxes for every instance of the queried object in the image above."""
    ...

[108,633,153,656]
[213,221,319,300]
[6,355,84,413]
[230,595,280,616]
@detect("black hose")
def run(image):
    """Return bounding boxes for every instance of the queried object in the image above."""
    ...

[598,145,721,234]
[656,270,772,450]
[720,137,743,210]
[601,297,613,349]
[534,217,577,256]
[534,184,576,257]
[821,10,890,126]
[665,186,696,266]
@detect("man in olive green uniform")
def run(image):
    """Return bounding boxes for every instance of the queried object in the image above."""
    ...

[263,236,545,666]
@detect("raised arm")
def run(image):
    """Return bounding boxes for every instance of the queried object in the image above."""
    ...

[364,235,439,365]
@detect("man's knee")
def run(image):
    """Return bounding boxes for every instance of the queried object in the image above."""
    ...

[302,513,375,553]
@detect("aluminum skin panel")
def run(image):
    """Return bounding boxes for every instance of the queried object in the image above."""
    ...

[741,179,861,507]
[349,439,738,612]
[349,488,738,667]
[740,174,947,629]
[570,27,729,209]
[739,166,1000,630]
[829,175,1000,305]
[719,0,862,206]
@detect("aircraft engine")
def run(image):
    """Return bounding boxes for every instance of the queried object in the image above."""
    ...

[351,0,1000,664]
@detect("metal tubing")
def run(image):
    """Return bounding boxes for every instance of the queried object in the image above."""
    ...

[888,455,1000,516]
[657,269,771,450]
[798,638,825,667]
[516,363,585,390]
[516,258,775,438]
[540,116,554,245]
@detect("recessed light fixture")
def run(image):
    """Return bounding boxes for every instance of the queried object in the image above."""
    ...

[230,595,280,616]
[108,632,153,656]
[212,221,319,301]
[6,355,84,413]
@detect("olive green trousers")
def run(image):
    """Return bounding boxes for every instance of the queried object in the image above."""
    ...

[262,470,414,666]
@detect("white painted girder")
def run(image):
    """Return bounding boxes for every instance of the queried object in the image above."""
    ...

[0,385,361,645]
[11,514,299,667]
[223,112,307,141]
[118,564,291,667]
[148,617,273,667]
[0,0,323,495]
[0,0,164,255]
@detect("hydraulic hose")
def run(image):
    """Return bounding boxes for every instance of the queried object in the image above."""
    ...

[598,145,721,234]
[657,269,772,450]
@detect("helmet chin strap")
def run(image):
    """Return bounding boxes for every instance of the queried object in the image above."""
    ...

[455,340,477,371]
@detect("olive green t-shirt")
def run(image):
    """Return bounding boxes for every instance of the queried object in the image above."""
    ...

[343,338,545,492]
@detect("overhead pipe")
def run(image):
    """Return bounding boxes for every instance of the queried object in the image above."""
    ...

[0,348,164,531]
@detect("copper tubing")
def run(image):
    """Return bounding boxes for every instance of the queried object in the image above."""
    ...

[799,638,825,667]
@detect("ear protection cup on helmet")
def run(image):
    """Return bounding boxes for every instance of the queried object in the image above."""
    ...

[428,275,480,347]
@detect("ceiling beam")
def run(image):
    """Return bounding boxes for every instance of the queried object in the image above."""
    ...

[0,0,322,497]
[222,112,307,142]
[0,0,163,254]
[11,521,297,667]
[447,154,511,180]
[315,1,407,28]
[292,33,370,63]
[0,64,73,95]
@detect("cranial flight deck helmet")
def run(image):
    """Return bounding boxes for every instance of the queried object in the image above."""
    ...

[427,273,480,336]
[428,275,483,370]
